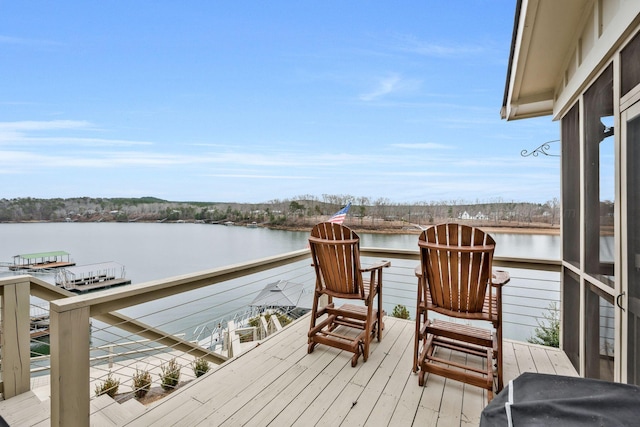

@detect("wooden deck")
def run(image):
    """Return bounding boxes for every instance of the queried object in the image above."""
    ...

[121,315,576,427]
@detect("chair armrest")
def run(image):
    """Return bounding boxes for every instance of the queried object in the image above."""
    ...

[361,260,391,272]
[491,269,510,286]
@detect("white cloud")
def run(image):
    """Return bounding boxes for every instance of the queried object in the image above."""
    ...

[392,34,485,57]
[359,74,402,101]
[0,120,92,131]
[0,120,153,147]
[13,137,153,147]
[0,35,61,47]
[203,173,317,180]
[390,143,451,150]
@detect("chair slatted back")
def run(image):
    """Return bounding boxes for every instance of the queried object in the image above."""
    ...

[419,223,495,313]
[309,222,364,299]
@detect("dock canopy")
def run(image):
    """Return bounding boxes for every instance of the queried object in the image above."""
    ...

[11,251,74,269]
[13,251,70,260]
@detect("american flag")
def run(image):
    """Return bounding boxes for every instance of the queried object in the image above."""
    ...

[328,202,351,224]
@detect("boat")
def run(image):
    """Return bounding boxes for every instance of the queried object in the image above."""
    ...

[55,262,131,293]
[246,222,258,228]
[248,279,312,319]
[8,251,75,271]
[194,307,261,352]
[194,280,311,353]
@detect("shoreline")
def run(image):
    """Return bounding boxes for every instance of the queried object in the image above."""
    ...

[1,220,561,235]
[269,223,560,236]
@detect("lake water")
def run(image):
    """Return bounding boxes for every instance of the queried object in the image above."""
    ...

[0,223,561,284]
[1,223,561,346]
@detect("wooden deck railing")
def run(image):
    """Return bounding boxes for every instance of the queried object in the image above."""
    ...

[0,247,561,427]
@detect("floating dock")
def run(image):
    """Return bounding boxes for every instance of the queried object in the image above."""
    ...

[55,262,131,293]
[30,305,50,340]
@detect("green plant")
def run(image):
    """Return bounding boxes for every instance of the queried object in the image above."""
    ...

[527,302,560,348]
[248,316,260,328]
[274,312,292,327]
[248,312,292,328]
[95,371,120,398]
[391,304,410,320]
[159,358,181,390]
[132,368,152,398]
[191,357,210,378]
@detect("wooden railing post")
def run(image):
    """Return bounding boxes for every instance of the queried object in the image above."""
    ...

[50,302,90,427]
[271,315,282,332]
[0,279,31,398]
[260,316,269,339]
[227,320,241,358]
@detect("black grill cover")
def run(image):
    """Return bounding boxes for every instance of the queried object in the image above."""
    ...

[480,372,640,426]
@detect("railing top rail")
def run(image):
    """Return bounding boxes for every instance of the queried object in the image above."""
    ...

[0,274,44,286]
[359,247,561,269]
[5,247,563,316]
[0,274,76,300]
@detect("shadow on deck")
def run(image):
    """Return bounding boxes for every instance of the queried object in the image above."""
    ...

[121,315,576,427]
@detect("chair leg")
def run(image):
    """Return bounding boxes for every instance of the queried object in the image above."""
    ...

[307,342,317,354]
[496,321,503,392]
[308,292,320,353]
[377,280,383,341]
[413,311,421,373]
[364,304,374,361]
[418,370,426,386]
[352,345,361,367]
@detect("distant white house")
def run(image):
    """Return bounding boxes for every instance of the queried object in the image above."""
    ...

[458,211,487,220]
[474,212,488,220]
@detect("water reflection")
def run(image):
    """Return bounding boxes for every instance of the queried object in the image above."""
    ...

[361,231,560,260]
[0,224,560,284]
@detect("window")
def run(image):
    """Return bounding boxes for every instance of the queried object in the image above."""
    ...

[563,269,581,372]
[626,106,640,385]
[584,65,615,287]
[621,31,640,97]
[562,102,580,268]
[585,283,615,381]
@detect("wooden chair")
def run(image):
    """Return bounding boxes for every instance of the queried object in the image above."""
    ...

[413,223,509,400]
[308,222,390,367]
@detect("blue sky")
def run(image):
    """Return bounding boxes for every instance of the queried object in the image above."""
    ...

[0,1,560,204]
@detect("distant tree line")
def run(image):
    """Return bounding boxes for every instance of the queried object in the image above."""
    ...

[0,195,575,229]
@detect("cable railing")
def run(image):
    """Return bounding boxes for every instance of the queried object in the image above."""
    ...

[0,247,563,426]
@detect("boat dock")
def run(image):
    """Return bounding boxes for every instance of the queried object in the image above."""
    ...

[55,262,131,293]
[28,303,51,340]
[8,250,75,271]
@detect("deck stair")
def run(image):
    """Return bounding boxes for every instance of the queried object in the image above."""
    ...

[90,394,147,426]
[0,390,147,426]
[0,391,49,426]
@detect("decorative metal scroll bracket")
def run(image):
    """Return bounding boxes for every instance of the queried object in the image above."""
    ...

[521,139,560,157]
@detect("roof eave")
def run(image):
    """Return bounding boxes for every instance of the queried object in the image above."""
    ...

[501,0,523,120]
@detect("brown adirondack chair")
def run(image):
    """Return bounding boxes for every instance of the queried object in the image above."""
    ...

[308,222,390,367]
[414,223,509,400]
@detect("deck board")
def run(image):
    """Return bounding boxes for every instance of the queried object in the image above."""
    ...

[119,315,576,427]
